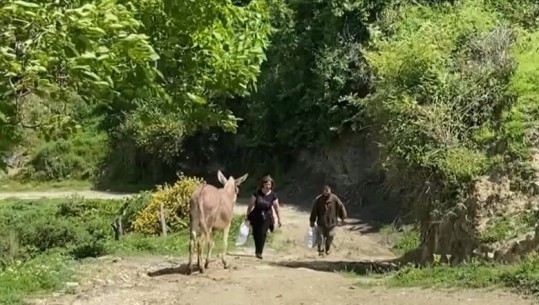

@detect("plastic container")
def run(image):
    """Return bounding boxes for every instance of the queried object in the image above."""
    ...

[304,226,317,249]
[235,221,250,246]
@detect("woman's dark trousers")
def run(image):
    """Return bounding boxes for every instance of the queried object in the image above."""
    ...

[252,218,271,256]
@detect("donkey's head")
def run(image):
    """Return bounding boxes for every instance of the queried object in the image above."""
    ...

[217,170,248,202]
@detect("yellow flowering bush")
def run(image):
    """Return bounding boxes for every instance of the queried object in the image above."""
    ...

[132,175,204,235]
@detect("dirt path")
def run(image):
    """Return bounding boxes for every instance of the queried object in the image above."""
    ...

[1,190,534,305]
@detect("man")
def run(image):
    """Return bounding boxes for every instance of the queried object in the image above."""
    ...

[309,185,348,256]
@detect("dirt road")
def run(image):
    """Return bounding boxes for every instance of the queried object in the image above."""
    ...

[1,190,534,305]
[0,190,131,200]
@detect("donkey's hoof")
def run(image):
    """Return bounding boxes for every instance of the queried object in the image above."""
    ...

[186,267,193,275]
[223,262,230,269]
[204,261,210,269]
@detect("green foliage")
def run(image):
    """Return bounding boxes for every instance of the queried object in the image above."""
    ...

[393,227,421,255]
[0,250,75,305]
[500,254,539,296]
[0,197,123,261]
[230,0,372,153]
[15,128,107,182]
[351,0,539,220]
[0,0,163,169]
[498,29,539,184]
[118,191,152,233]
[107,0,274,165]
[480,215,513,243]
[389,260,505,288]
[486,0,539,29]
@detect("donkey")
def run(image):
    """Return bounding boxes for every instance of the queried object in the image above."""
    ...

[186,170,248,275]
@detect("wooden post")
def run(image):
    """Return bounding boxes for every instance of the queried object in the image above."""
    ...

[160,201,167,237]
[111,206,127,240]
[111,217,123,240]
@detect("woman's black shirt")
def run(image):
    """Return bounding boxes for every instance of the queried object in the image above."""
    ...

[248,189,278,228]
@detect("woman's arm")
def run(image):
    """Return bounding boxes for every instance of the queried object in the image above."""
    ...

[245,195,256,219]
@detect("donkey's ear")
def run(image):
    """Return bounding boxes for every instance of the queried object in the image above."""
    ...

[217,170,228,185]
[235,173,249,186]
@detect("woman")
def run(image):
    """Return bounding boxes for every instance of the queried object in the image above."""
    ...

[246,175,282,259]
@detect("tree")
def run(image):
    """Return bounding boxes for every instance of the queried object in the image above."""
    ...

[102,0,274,168]
[0,0,163,170]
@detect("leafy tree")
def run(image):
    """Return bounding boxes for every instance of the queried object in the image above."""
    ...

[0,0,163,170]
[96,0,274,183]
[356,0,539,223]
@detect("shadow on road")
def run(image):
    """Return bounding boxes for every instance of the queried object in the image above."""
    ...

[269,259,400,275]
[147,264,193,277]
[341,218,387,234]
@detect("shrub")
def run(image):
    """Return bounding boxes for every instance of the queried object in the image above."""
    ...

[15,128,107,182]
[0,197,123,261]
[132,175,204,235]
[119,191,152,233]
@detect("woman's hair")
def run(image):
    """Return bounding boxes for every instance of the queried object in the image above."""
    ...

[259,175,274,189]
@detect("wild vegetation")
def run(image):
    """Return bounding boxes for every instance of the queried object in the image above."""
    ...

[2,0,539,300]
[0,179,245,304]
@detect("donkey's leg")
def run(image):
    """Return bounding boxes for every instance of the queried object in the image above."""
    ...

[187,230,196,275]
[221,223,231,269]
[204,230,214,269]
[197,234,205,274]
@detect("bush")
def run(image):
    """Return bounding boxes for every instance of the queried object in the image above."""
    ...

[15,128,107,182]
[132,175,204,235]
[0,197,124,261]
[119,191,152,233]
[353,0,539,242]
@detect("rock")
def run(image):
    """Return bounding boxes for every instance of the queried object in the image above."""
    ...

[65,282,79,288]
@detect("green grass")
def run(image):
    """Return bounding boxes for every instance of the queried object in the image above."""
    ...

[379,223,421,255]
[363,223,539,297]
[481,215,516,243]
[107,214,246,256]
[388,261,506,288]
[0,250,76,305]
[356,254,539,297]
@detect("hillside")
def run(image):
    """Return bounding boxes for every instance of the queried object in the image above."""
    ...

[2,0,539,302]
